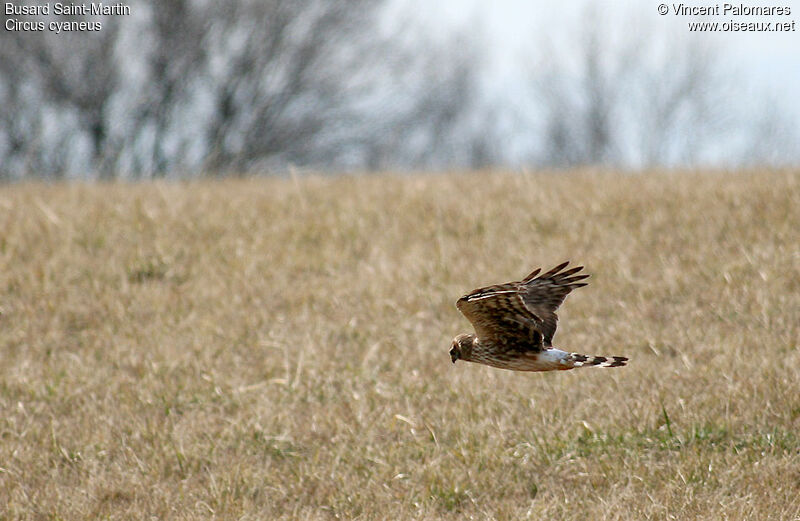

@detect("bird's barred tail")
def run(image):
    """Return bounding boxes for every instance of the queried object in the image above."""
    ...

[568,353,628,368]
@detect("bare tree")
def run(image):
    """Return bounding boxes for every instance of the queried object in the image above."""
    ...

[354,28,497,171]
[0,31,42,179]
[2,10,121,178]
[198,0,382,173]
[127,0,208,177]
[529,8,738,169]
[12,0,476,180]
[1,0,488,179]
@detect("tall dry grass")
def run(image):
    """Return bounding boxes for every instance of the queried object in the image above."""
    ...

[0,170,798,520]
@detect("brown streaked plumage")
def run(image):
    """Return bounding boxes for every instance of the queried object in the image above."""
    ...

[450,262,628,372]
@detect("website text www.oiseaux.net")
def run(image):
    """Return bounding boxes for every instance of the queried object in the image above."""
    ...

[661,4,796,31]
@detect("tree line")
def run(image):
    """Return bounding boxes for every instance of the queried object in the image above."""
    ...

[0,1,795,180]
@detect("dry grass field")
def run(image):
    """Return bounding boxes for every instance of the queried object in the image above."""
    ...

[0,170,798,520]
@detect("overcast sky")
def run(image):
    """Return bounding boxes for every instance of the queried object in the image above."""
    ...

[404,0,800,117]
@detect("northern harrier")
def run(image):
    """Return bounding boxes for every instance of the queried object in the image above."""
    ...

[450,262,628,372]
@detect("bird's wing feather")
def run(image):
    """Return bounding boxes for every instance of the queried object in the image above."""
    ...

[456,282,544,350]
[518,261,589,346]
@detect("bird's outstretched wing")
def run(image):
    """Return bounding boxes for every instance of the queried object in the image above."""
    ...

[456,281,544,350]
[518,261,589,346]
[456,262,589,349]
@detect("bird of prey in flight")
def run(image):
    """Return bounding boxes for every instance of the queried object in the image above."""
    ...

[450,262,628,372]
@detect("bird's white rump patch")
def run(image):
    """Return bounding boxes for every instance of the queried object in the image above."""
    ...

[537,348,571,369]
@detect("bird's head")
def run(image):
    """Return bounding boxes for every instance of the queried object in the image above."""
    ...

[450,333,476,363]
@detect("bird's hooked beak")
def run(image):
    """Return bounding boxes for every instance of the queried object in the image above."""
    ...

[450,346,459,364]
